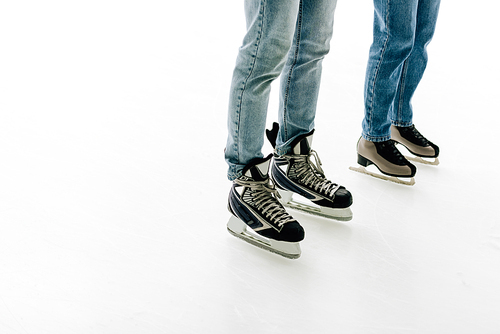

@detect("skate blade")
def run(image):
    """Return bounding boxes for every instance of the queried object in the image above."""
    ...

[395,144,440,166]
[278,190,352,222]
[405,155,440,166]
[349,165,415,186]
[226,216,301,259]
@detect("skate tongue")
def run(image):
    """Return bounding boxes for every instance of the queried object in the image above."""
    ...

[291,130,314,155]
[243,154,272,181]
[266,122,314,155]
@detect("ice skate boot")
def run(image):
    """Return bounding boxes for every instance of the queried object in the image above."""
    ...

[227,154,304,259]
[266,123,353,221]
[391,125,440,165]
[350,137,417,186]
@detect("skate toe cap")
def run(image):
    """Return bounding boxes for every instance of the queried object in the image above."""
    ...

[281,222,305,242]
[312,187,353,208]
[431,143,439,158]
[259,221,305,242]
[333,187,353,208]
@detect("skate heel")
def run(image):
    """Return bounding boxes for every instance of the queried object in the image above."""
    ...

[227,215,246,234]
[357,154,371,167]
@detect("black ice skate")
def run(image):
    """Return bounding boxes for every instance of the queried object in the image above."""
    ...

[350,137,417,186]
[266,123,353,221]
[227,154,304,259]
[391,125,440,166]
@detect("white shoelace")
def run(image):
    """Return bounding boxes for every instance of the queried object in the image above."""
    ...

[235,178,295,227]
[288,150,340,198]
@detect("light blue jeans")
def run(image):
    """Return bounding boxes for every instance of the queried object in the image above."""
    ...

[362,0,441,142]
[225,0,337,180]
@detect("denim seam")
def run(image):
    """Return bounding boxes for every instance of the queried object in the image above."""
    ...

[233,0,266,166]
[365,0,391,140]
[395,59,410,124]
[281,1,303,147]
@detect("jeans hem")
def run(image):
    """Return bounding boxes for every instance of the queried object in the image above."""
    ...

[227,169,243,182]
[391,121,413,127]
[275,146,288,156]
[362,133,391,143]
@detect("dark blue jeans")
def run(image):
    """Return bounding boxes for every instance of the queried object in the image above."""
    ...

[362,0,441,142]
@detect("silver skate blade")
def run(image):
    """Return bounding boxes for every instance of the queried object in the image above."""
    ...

[278,189,352,222]
[405,155,440,166]
[349,165,415,186]
[226,216,301,259]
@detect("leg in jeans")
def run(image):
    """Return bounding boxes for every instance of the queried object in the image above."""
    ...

[225,0,301,181]
[268,0,352,219]
[354,0,440,182]
[362,0,420,142]
[275,0,337,155]
[391,0,441,126]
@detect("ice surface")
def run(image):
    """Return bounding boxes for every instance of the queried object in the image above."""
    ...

[0,0,499,333]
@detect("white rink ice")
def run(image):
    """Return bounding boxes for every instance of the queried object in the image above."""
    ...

[1,1,499,333]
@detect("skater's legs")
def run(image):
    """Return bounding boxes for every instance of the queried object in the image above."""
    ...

[276,0,337,155]
[225,0,301,180]
[362,0,419,142]
[391,0,441,126]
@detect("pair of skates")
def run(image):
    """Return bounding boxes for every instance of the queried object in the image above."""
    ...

[227,123,353,259]
[227,123,439,258]
[350,125,440,186]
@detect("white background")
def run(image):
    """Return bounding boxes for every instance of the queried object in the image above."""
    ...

[1,0,499,333]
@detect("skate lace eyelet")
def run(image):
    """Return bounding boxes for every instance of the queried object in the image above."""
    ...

[289,152,339,198]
